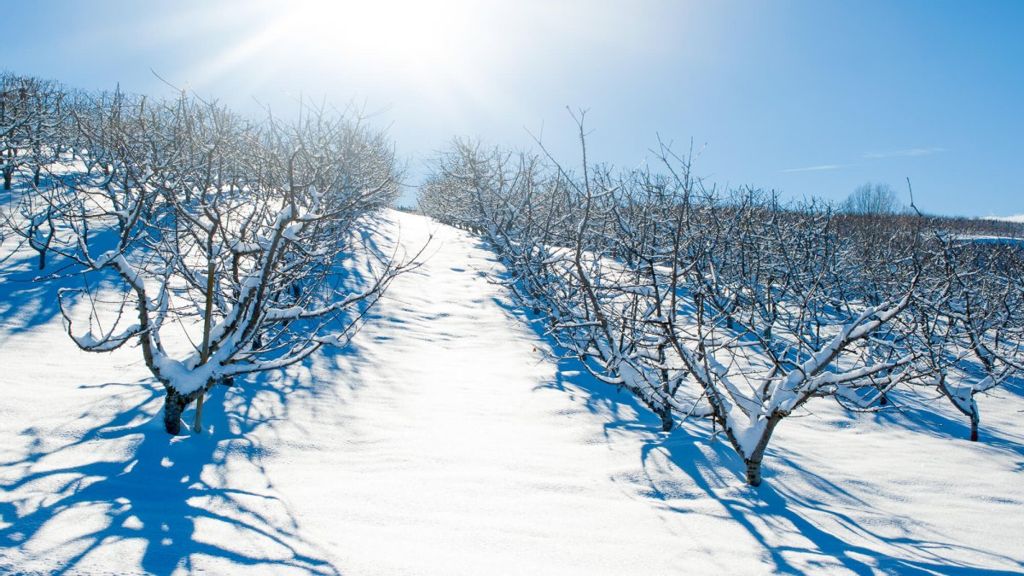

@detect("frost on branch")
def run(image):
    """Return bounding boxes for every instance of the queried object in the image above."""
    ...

[420,122,1023,486]
[39,87,411,435]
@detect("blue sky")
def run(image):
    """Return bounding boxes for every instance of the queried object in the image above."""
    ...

[5,0,1022,216]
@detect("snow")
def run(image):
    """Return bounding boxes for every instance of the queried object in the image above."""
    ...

[985,214,1024,224]
[1,210,1023,574]
[954,234,1024,246]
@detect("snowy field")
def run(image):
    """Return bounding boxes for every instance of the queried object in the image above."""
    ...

[2,210,1023,575]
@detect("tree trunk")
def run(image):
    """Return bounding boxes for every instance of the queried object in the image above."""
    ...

[194,245,217,434]
[193,391,206,434]
[37,249,46,270]
[741,413,782,487]
[3,171,11,191]
[659,406,674,432]
[163,388,189,435]
[938,378,980,442]
[745,459,763,486]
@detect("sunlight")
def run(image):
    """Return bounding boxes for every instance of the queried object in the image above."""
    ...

[7,1,1024,573]
[276,0,474,75]
[187,0,486,108]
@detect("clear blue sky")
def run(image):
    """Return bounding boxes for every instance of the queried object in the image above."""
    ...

[5,0,1022,216]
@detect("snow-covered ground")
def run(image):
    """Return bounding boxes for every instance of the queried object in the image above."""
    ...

[1,210,1023,575]
[986,214,1024,224]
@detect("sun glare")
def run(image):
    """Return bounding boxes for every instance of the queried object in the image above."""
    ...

[279,0,472,74]
[189,0,484,105]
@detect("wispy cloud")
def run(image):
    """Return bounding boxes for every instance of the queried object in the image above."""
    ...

[781,164,845,173]
[782,146,946,174]
[863,147,946,159]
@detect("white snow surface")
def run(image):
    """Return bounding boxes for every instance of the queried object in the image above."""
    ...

[986,213,1024,223]
[1,210,1023,575]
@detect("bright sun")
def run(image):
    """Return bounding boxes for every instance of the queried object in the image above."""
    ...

[189,0,499,115]
[254,0,474,78]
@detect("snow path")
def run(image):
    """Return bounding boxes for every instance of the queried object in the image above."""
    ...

[1,210,1023,575]
[261,212,758,575]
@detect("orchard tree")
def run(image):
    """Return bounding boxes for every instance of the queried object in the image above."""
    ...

[841,182,902,215]
[53,91,413,434]
[913,237,1024,441]
[421,124,972,486]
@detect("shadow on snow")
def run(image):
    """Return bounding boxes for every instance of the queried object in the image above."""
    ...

[0,368,344,575]
[476,235,1024,576]
[0,213,403,574]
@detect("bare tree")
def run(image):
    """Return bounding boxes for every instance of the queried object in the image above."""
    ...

[0,74,68,191]
[912,237,1024,441]
[658,188,926,485]
[841,182,902,215]
[0,75,79,269]
[421,125,973,486]
[43,89,413,435]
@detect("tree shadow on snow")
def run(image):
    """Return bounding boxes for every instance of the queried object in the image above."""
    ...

[0,250,77,342]
[0,205,415,576]
[0,225,127,345]
[640,435,1023,575]
[478,238,1023,576]
[0,371,344,575]
[871,377,1024,462]
[0,214,407,574]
